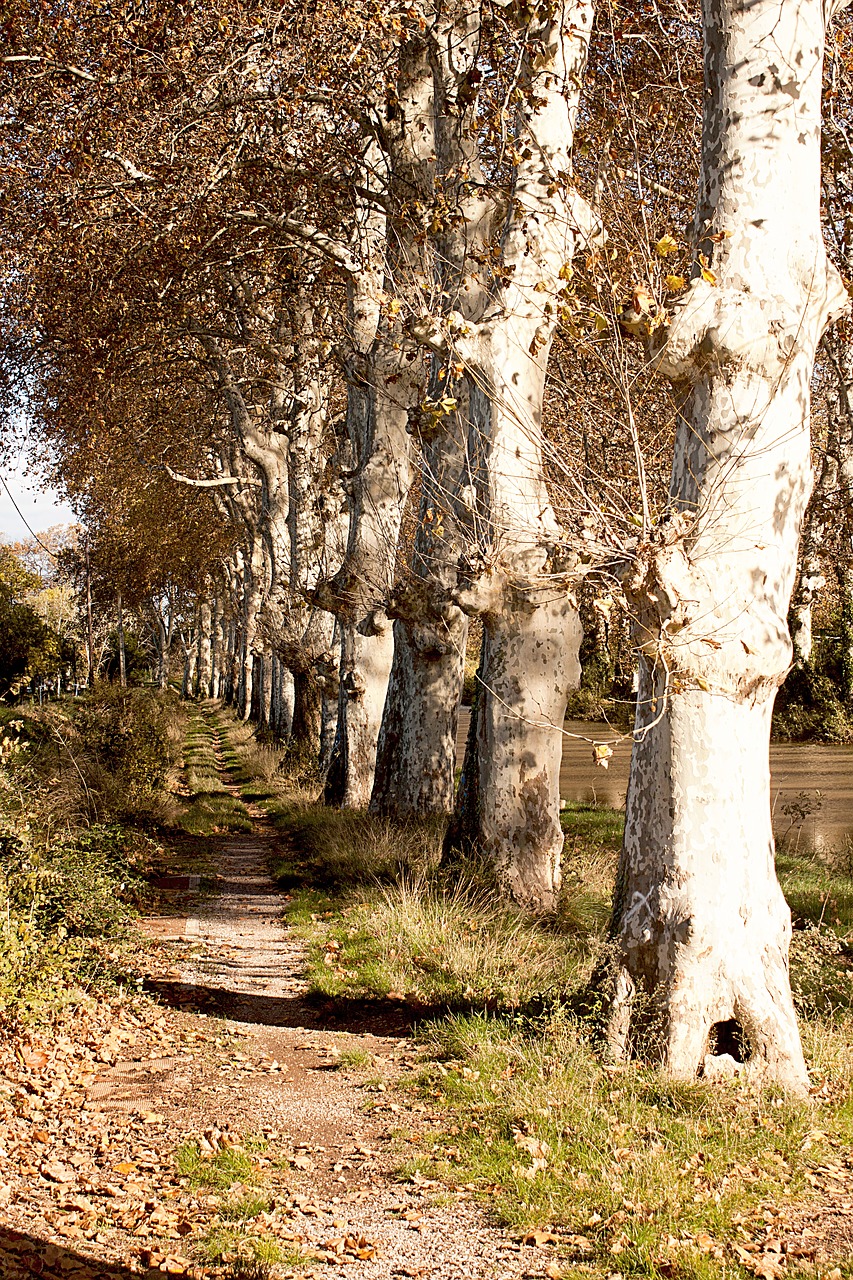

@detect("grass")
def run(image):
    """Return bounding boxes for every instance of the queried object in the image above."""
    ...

[175,1138,262,1190]
[179,708,253,835]
[401,1009,853,1278]
[197,1229,306,1280]
[217,711,853,1277]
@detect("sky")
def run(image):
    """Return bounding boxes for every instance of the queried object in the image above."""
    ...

[0,443,76,542]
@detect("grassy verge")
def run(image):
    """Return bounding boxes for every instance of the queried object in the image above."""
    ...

[221,712,853,1278]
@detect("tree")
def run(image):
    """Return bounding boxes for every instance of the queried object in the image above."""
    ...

[604,0,849,1090]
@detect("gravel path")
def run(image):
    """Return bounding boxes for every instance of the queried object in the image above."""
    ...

[159,734,553,1279]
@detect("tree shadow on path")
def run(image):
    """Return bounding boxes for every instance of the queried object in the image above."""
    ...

[0,1227,141,1279]
[142,975,417,1036]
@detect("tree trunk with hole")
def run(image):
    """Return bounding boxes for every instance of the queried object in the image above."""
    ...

[605,0,848,1092]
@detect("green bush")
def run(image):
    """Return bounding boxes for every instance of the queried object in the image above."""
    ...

[0,824,151,1022]
[789,922,853,1019]
[773,661,853,743]
[74,684,179,817]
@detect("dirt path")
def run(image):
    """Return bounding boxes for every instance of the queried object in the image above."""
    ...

[146,815,550,1279]
[132,721,555,1278]
[167,720,554,1278]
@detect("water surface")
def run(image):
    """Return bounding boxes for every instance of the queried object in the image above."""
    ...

[456,711,853,854]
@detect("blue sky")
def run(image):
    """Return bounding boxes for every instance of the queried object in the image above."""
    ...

[0,444,76,542]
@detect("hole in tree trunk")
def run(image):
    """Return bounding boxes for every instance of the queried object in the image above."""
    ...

[708,1018,748,1062]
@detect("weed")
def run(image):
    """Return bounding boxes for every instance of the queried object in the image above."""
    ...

[219,1193,272,1222]
[337,1047,372,1069]
[197,1227,304,1279]
[175,1139,259,1190]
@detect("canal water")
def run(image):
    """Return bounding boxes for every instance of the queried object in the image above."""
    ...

[456,712,853,855]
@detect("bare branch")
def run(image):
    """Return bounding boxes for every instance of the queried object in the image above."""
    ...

[229,209,361,276]
[164,465,261,489]
[103,151,157,185]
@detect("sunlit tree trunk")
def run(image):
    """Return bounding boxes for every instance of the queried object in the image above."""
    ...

[434,0,598,908]
[605,0,848,1091]
[371,8,482,819]
[116,592,127,688]
[197,599,213,698]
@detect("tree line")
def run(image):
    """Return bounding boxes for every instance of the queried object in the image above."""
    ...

[2,0,853,1091]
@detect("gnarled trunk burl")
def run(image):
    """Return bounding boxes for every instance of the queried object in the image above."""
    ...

[605,0,849,1091]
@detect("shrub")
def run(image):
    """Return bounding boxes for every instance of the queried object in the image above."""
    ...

[0,823,152,1022]
[73,684,181,819]
[789,922,853,1019]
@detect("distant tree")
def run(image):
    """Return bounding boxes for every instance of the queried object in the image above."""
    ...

[0,546,55,692]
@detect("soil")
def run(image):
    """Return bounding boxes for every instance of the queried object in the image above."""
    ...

[2,727,852,1280]
[0,747,556,1280]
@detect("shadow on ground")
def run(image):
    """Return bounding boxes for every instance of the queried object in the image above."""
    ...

[142,976,417,1035]
[0,1227,139,1279]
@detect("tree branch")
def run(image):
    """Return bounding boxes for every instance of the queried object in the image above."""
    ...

[164,465,261,489]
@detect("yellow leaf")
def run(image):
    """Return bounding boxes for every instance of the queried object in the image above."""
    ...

[655,233,679,256]
[695,676,711,692]
[593,743,613,769]
[665,274,686,291]
[558,262,574,281]
[387,297,403,317]
[593,311,609,332]
[699,253,718,286]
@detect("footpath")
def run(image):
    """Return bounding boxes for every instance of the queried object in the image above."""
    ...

[0,721,554,1280]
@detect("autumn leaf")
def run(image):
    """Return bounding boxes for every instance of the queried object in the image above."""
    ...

[522,1229,559,1246]
[699,253,718,285]
[665,274,686,291]
[655,233,679,256]
[593,743,613,769]
[513,1130,551,1160]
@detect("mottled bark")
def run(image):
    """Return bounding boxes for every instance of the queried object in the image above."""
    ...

[437,0,597,908]
[371,8,483,818]
[322,52,434,806]
[606,0,848,1091]
[116,593,127,688]
[197,600,213,698]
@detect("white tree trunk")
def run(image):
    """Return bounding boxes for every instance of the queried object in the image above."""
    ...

[322,52,434,806]
[325,618,396,807]
[272,656,295,740]
[438,0,598,908]
[183,645,197,699]
[606,0,848,1092]
[371,8,483,819]
[197,600,213,698]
